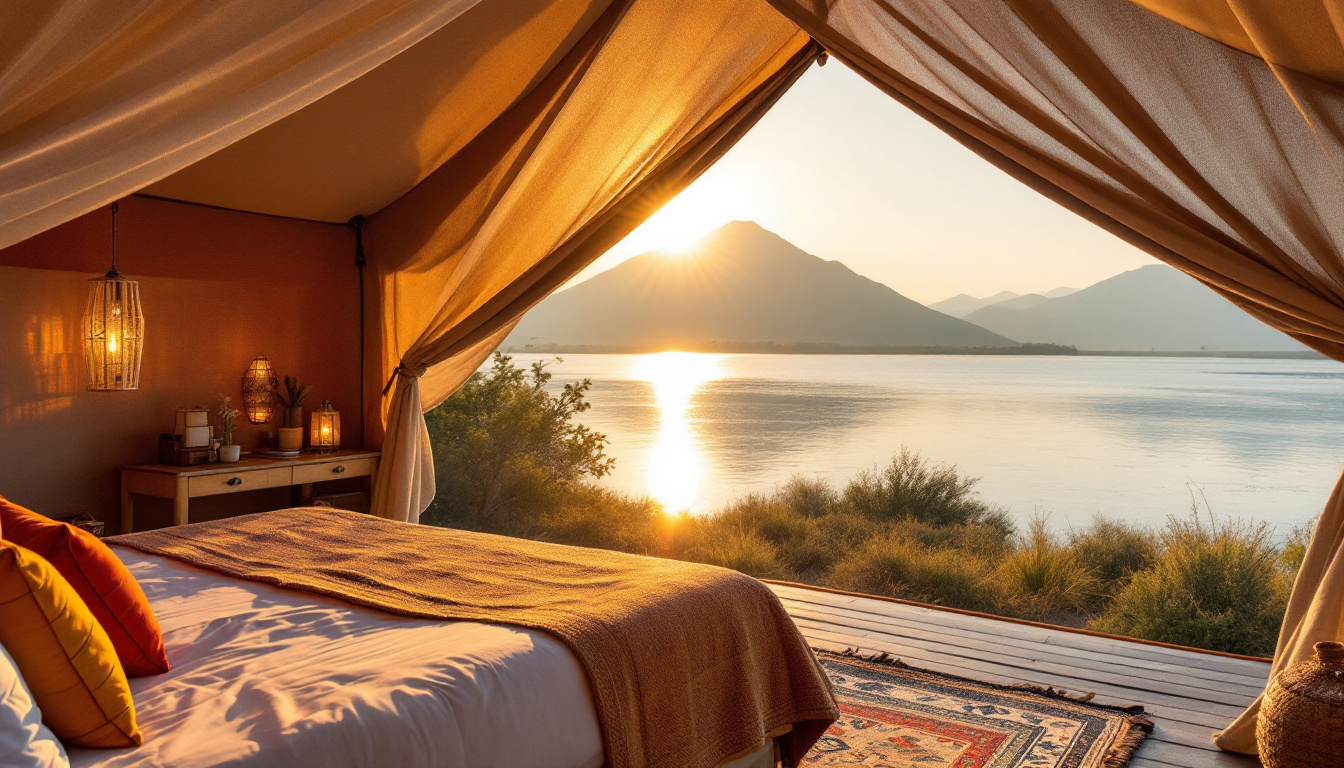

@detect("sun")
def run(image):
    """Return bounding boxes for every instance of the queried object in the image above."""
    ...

[617,181,739,256]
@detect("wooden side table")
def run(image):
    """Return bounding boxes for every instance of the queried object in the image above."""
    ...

[119,450,379,533]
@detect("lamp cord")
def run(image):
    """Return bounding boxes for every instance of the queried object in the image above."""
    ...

[110,201,119,271]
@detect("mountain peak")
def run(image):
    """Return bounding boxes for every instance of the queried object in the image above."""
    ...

[506,223,1014,349]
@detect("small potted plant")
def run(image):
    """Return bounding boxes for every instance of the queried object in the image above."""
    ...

[276,376,314,452]
[217,395,241,462]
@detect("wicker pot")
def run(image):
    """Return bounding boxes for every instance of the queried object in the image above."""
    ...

[1257,641,1344,767]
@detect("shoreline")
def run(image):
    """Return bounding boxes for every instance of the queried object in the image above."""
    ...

[502,343,1325,360]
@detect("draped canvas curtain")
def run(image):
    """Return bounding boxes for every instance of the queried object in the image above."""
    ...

[363,0,815,522]
[764,0,1344,753]
[0,0,486,250]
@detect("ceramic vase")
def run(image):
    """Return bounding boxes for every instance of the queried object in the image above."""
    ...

[219,444,241,463]
[278,427,304,452]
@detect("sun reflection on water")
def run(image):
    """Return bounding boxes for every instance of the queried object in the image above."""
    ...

[631,352,723,514]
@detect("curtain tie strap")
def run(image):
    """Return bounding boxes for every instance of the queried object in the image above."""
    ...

[382,362,428,395]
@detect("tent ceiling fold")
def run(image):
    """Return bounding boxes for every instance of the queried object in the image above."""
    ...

[0,0,494,250]
[1129,0,1344,86]
[145,0,614,223]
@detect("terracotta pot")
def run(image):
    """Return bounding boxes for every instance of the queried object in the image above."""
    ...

[219,444,241,463]
[278,427,304,452]
[1258,641,1344,767]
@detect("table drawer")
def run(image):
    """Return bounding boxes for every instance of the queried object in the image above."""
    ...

[189,467,294,497]
[293,457,376,485]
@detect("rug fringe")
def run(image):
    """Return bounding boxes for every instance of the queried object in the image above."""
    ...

[1102,715,1156,768]
[822,647,1153,716]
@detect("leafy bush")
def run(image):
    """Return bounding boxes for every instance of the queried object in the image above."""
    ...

[1279,519,1315,575]
[1092,513,1289,656]
[424,354,613,527]
[843,448,1001,527]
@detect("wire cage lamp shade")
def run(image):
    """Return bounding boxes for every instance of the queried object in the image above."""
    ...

[241,355,280,423]
[82,202,143,391]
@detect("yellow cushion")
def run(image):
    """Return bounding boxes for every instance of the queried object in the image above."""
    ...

[0,540,141,748]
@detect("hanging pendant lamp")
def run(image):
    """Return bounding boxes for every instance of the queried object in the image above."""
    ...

[82,201,144,391]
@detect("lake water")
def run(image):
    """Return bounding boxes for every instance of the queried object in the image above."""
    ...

[505,353,1344,534]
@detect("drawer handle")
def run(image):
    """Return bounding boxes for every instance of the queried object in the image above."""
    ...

[226,477,243,487]
[332,466,346,474]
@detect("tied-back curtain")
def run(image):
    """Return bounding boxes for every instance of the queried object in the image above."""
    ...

[0,0,484,251]
[764,0,1344,754]
[363,0,816,525]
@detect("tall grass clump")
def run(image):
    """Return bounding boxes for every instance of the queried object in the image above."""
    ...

[1092,511,1289,656]
[690,525,781,578]
[830,534,1001,612]
[1000,515,1098,621]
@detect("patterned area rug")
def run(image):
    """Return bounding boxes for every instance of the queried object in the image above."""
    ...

[807,650,1153,768]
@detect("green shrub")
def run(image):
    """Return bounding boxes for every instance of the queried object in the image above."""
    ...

[1068,515,1156,600]
[1092,513,1288,656]
[831,535,1000,612]
[423,353,614,528]
[843,448,1000,527]
[1279,519,1315,575]
[1001,516,1098,620]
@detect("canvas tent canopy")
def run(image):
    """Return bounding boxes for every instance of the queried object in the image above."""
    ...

[3,0,1344,755]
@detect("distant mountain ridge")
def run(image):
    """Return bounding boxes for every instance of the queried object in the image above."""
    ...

[963,264,1306,352]
[929,287,1076,317]
[505,221,1015,350]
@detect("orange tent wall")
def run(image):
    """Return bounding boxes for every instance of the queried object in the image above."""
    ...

[0,196,362,531]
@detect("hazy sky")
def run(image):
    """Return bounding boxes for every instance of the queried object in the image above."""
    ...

[572,60,1156,305]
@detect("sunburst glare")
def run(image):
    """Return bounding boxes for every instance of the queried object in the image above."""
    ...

[631,352,723,513]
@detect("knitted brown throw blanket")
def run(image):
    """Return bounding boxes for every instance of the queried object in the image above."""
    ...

[110,507,837,768]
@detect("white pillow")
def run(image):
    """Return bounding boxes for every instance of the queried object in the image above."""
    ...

[0,642,68,768]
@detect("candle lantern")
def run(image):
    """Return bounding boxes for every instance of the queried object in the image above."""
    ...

[241,355,279,424]
[83,202,144,391]
[310,400,340,453]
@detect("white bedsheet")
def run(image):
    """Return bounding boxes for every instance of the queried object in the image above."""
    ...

[68,548,605,768]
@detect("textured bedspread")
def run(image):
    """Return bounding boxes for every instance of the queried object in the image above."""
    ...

[110,507,838,768]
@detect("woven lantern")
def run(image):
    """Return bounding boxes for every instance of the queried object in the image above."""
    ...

[82,202,144,391]
[310,400,340,453]
[1257,641,1344,767]
[241,355,279,424]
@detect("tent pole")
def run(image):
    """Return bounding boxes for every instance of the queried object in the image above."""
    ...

[348,215,366,451]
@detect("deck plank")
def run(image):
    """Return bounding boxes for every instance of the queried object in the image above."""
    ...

[771,583,1267,768]
[771,583,1268,677]
[773,591,1269,687]
[780,600,1264,698]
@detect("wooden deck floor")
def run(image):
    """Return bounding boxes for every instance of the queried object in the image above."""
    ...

[769,582,1267,768]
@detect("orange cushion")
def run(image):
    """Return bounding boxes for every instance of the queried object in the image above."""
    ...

[0,540,141,748]
[0,496,168,676]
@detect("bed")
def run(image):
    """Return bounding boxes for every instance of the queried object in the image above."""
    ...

[69,549,607,768]
[68,509,833,767]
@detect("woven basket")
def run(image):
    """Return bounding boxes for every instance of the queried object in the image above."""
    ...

[1258,641,1344,767]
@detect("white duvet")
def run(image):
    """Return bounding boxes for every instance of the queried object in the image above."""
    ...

[67,548,605,768]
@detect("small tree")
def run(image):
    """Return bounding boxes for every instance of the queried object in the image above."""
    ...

[424,353,614,528]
